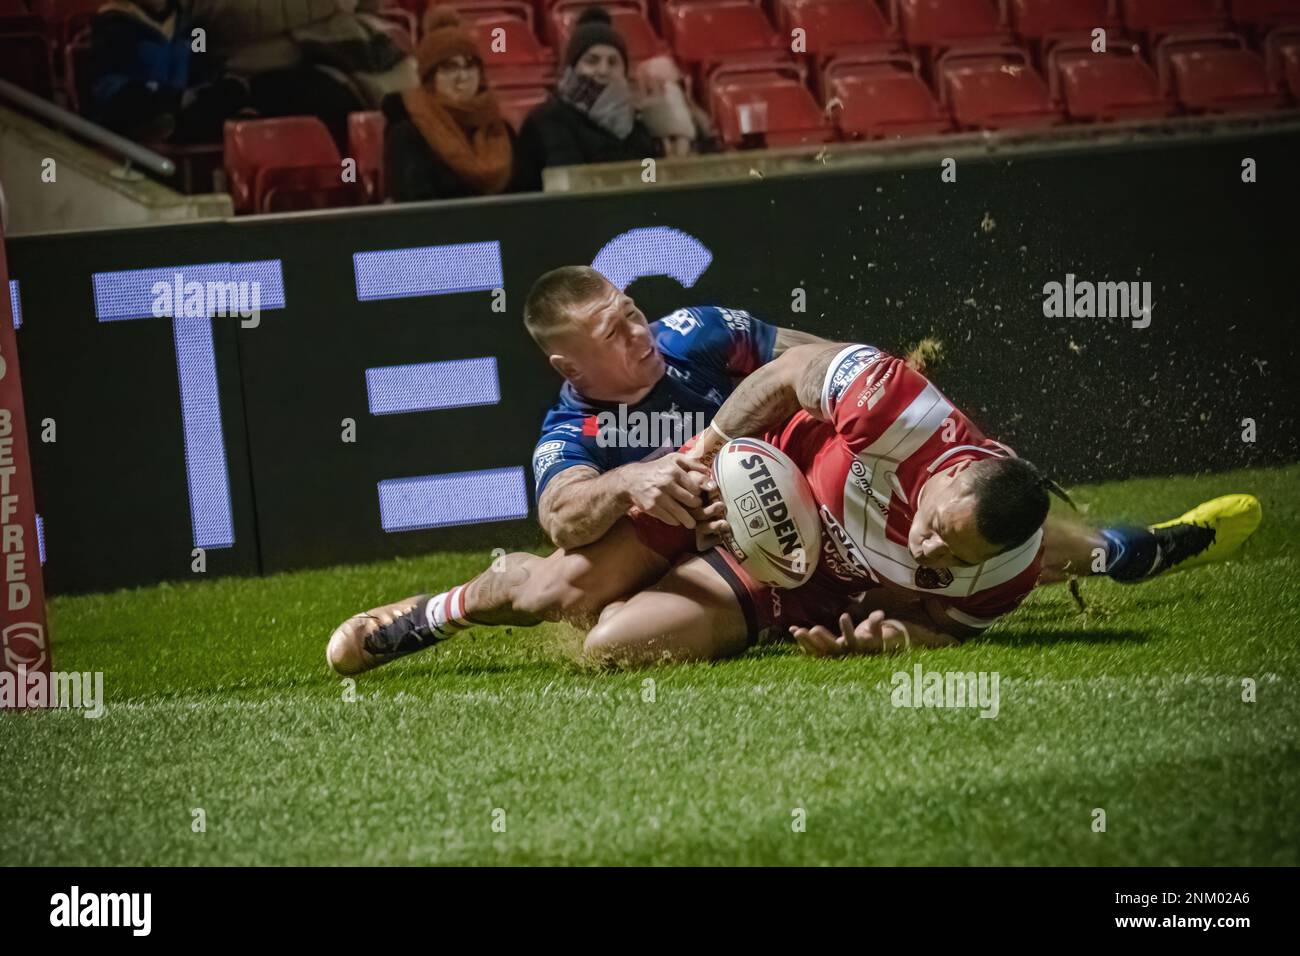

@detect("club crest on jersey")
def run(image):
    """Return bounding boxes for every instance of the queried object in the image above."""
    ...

[914,567,954,590]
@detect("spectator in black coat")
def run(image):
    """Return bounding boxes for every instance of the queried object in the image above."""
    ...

[89,0,249,143]
[382,7,514,203]
[514,7,656,191]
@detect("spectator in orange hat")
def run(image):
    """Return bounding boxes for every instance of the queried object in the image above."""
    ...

[382,6,515,202]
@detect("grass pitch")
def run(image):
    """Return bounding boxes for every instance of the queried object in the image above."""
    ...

[2,464,1297,866]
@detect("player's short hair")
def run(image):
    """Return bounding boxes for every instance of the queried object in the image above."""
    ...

[523,266,608,348]
[963,456,1050,551]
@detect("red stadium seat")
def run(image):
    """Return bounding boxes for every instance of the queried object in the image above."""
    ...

[823,51,951,138]
[776,0,893,57]
[1264,24,1300,96]
[938,45,1064,128]
[663,0,783,68]
[223,117,343,215]
[550,0,667,62]
[1120,0,1227,39]
[347,110,386,202]
[493,79,550,129]
[373,7,417,55]
[63,27,92,113]
[708,57,833,147]
[1048,41,1173,119]
[1156,31,1284,111]
[1006,0,1116,40]
[454,1,555,77]
[893,0,1009,52]
[1229,0,1300,31]
[258,165,368,214]
[30,0,98,53]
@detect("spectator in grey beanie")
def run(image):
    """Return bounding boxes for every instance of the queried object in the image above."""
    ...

[514,7,656,190]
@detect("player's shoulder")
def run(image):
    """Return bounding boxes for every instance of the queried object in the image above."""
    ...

[820,344,897,414]
[654,305,758,342]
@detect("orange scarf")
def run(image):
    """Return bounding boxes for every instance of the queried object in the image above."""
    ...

[400,86,512,195]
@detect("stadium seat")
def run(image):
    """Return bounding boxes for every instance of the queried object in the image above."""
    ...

[938,45,1063,129]
[823,50,951,138]
[453,2,555,81]
[1006,0,1118,42]
[550,0,667,62]
[30,0,98,53]
[663,0,783,69]
[1156,31,1284,112]
[893,0,1009,53]
[1048,41,1173,120]
[493,79,550,129]
[776,0,894,58]
[0,31,53,99]
[707,57,833,147]
[258,165,368,214]
[1120,0,1228,40]
[1229,0,1300,32]
[372,6,417,55]
[1264,24,1300,96]
[347,111,386,202]
[63,27,93,114]
[223,117,344,215]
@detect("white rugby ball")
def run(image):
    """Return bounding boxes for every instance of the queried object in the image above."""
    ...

[712,437,821,588]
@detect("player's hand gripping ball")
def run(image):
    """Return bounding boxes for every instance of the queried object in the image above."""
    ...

[711,438,821,587]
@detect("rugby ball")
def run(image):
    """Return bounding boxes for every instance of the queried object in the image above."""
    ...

[712,438,821,588]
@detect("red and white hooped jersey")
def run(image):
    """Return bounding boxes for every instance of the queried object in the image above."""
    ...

[766,345,1043,632]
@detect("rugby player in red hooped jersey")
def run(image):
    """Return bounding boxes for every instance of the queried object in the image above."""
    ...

[579,343,1255,662]
[326,268,1259,673]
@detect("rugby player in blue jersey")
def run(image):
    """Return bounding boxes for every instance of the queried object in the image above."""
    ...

[326,266,1259,673]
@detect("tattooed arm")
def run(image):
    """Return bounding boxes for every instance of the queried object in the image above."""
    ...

[686,342,847,464]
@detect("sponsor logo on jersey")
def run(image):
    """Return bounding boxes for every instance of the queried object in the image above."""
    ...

[818,505,874,584]
[718,308,753,333]
[826,346,881,408]
[737,452,804,558]
[533,452,563,481]
[855,363,894,409]
[662,309,700,335]
[848,458,890,519]
[914,566,955,590]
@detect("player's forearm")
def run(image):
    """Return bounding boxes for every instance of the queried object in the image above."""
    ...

[693,344,831,460]
[772,326,830,356]
[540,469,632,550]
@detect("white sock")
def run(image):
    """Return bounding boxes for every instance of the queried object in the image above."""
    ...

[424,585,474,638]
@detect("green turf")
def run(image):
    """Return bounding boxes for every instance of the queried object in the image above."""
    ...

[2,464,1297,866]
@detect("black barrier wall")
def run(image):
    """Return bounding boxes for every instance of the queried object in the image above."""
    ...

[8,127,1299,593]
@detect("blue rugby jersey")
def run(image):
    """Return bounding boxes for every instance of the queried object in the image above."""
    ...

[531,306,777,502]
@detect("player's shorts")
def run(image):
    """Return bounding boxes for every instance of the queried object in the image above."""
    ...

[629,507,697,561]
[625,432,860,640]
[631,506,853,645]
[700,548,859,646]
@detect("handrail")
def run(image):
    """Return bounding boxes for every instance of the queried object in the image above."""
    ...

[0,78,175,177]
